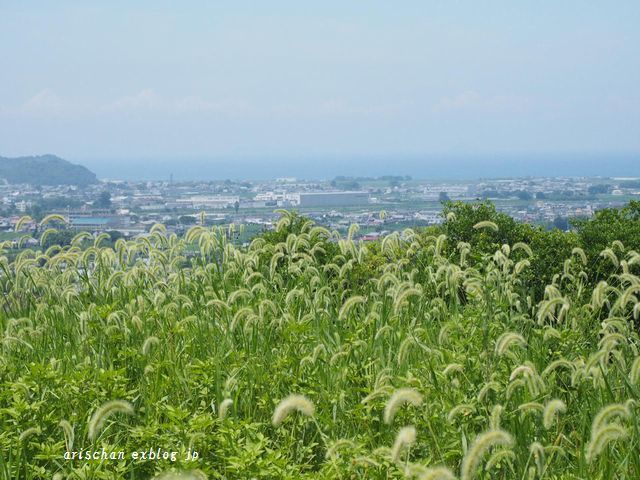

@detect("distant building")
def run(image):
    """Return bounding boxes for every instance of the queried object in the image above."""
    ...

[15,200,31,212]
[67,211,130,231]
[175,195,239,209]
[254,191,299,207]
[298,191,369,207]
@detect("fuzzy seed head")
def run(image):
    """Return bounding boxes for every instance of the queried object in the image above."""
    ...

[543,399,566,430]
[591,403,630,434]
[495,332,527,357]
[19,427,41,442]
[87,400,134,441]
[417,466,456,480]
[384,388,423,425]
[529,441,545,475]
[142,336,160,355]
[460,429,514,480]
[59,420,75,450]
[218,399,233,421]
[473,221,499,232]
[391,425,416,463]
[272,394,315,427]
[630,356,640,385]
[585,424,628,464]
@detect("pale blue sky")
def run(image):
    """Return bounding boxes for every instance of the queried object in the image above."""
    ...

[1,1,639,166]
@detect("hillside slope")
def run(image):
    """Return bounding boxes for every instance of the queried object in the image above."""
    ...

[0,154,97,185]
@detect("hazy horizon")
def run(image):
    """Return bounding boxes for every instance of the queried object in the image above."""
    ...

[1,1,639,166]
[74,152,639,181]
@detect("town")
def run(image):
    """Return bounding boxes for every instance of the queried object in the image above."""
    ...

[1,173,638,246]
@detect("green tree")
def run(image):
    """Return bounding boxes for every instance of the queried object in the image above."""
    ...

[95,191,112,209]
[439,201,579,298]
[572,200,640,280]
[40,229,75,249]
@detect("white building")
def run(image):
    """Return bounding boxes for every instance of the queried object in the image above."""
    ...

[175,195,240,209]
[298,191,369,207]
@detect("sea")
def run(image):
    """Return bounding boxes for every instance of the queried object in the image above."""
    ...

[78,153,640,182]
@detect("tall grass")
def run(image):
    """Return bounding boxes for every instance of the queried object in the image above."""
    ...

[0,212,639,478]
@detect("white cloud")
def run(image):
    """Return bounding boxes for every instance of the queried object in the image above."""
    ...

[434,91,531,113]
[103,89,163,112]
[1,89,89,116]
[18,89,68,115]
[23,89,65,111]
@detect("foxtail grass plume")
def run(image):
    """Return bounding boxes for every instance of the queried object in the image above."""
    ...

[512,241,533,257]
[447,403,476,424]
[443,363,464,377]
[18,427,41,442]
[630,356,640,385]
[473,220,499,232]
[404,463,454,479]
[416,466,456,480]
[460,429,514,480]
[218,399,233,421]
[87,400,134,441]
[518,402,543,418]
[585,424,628,464]
[384,388,423,425]
[391,425,416,462]
[338,295,366,320]
[59,420,74,450]
[591,403,629,433]
[585,403,631,464]
[141,336,160,355]
[477,381,500,403]
[571,247,588,265]
[272,394,315,427]
[529,441,545,476]
[495,332,526,357]
[543,399,566,430]
[489,404,503,430]
[542,359,574,378]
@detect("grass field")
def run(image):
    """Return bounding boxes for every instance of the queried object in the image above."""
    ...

[0,213,639,479]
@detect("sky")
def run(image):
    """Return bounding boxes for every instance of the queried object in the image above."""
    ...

[1,1,639,177]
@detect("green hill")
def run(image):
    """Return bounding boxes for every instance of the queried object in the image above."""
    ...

[0,154,97,185]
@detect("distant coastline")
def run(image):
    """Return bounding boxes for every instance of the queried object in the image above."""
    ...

[75,152,640,182]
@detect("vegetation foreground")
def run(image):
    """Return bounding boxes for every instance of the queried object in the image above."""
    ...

[1,204,640,479]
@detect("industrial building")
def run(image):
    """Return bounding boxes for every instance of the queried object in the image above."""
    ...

[67,211,131,231]
[298,191,369,207]
[174,195,240,209]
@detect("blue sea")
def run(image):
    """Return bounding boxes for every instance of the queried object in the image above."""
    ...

[79,153,640,182]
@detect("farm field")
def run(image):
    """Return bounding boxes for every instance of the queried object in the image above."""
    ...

[1,205,640,479]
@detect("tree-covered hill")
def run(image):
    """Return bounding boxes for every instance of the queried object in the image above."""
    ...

[0,154,97,185]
